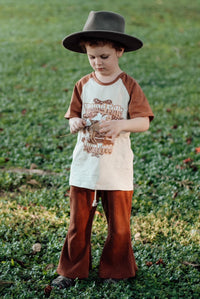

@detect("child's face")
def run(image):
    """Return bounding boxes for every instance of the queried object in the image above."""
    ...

[85,44,124,77]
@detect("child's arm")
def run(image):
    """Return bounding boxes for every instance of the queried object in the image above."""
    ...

[99,117,150,141]
[69,117,86,134]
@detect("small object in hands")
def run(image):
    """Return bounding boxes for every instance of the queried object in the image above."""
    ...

[84,119,100,132]
[85,118,92,127]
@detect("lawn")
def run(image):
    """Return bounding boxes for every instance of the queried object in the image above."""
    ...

[0,0,200,298]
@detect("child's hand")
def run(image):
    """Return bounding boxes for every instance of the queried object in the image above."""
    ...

[69,117,86,134]
[99,117,150,141]
[99,120,122,142]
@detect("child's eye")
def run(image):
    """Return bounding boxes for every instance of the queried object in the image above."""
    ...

[101,55,109,59]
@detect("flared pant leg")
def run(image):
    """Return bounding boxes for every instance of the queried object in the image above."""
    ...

[57,186,96,279]
[99,190,138,279]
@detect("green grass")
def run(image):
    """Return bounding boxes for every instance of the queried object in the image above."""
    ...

[0,0,200,298]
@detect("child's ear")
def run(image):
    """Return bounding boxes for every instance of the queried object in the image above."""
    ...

[117,48,125,58]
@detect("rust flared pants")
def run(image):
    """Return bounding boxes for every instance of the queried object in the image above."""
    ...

[57,186,138,279]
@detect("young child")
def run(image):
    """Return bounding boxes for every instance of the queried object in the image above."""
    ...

[52,11,154,288]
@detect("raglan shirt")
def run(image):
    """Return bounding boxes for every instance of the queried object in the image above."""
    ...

[65,72,154,191]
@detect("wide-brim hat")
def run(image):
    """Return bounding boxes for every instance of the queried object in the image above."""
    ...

[62,11,143,53]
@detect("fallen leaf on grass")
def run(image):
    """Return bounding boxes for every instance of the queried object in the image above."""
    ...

[32,243,42,253]
[0,280,14,285]
[0,280,14,290]
[25,88,34,92]
[183,158,192,164]
[44,285,53,297]
[95,211,103,217]
[173,191,178,199]
[0,167,60,176]
[186,137,192,144]
[30,163,38,170]
[156,258,166,266]
[57,145,63,151]
[14,84,23,89]
[134,232,141,241]
[17,204,28,210]
[45,264,55,271]
[21,109,27,115]
[27,179,40,186]
[146,259,166,267]
[18,185,28,192]
[195,147,200,153]
[146,261,153,267]
[182,261,200,270]
[190,164,198,171]
[182,158,198,172]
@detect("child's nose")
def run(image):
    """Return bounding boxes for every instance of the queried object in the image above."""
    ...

[96,57,102,65]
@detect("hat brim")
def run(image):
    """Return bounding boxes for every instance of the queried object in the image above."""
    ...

[62,31,143,53]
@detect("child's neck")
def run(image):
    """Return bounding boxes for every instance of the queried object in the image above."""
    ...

[94,69,123,84]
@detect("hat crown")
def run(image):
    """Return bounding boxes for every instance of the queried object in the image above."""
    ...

[62,11,143,53]
[83,11,125,33]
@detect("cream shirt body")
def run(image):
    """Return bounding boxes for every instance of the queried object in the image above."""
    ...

[65,72,154,190]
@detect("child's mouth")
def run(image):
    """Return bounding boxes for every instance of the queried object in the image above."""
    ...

[96,68,104,71]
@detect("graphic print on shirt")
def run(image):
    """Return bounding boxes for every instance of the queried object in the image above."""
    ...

[82,98,124,157]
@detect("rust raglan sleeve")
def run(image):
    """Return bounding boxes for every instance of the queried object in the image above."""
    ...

[125,75,154,121]
[64,82,82,119]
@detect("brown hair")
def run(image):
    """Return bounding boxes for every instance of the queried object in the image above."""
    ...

[79,38,124,53]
